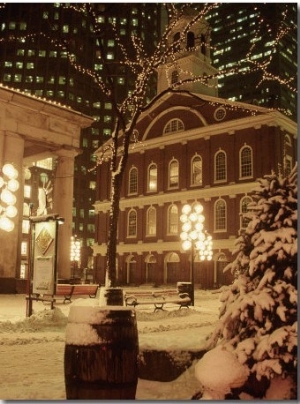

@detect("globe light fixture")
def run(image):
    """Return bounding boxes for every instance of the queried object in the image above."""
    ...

[180,202,213,305]
[0,163,19,232]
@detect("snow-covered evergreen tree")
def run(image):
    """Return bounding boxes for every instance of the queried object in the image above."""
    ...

[199,164,297,399]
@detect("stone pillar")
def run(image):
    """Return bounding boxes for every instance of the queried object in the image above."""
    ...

[0,131,24,292]
[52,148,78,280]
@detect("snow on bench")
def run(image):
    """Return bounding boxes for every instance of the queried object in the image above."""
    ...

[124,289,191,312]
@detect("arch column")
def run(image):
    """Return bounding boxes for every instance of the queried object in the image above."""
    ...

[0,132,24,282]
[52,148,80,280]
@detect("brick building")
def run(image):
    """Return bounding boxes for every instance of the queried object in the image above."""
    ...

[93,11,297,288]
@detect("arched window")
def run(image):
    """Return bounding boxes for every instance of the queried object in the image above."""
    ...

[168,204,178,234]
[146,206,156,236]
[215,150,227,182]
[215,199,226,231]
[191,154,202,185]
[187,31,195,49]
[127,209,137,237]
[128,166,138,194]
[240,196,252,229]
[147,163,157,192]
[240,145,253,178]
[169,159,179,188]
[163,118,184,134]
[171,70,179,85]
[173,32,180,52]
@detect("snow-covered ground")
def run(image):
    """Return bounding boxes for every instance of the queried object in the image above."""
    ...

[0,288,221,400]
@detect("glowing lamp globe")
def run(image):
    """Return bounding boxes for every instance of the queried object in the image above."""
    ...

[1,189,16,205]
[7,179,20,192]
[2,163,18,180]
[194,203,203,214]
[182,204,191,215]
[182,239,192,251]
[5,205,18,218]
[0,216,14,232]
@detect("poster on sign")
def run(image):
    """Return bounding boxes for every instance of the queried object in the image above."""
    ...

[32,220,57,295]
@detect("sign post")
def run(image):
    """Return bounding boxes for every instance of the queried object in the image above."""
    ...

[26,214,64,317]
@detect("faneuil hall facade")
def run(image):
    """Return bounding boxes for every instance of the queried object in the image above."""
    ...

[93,12,297,288]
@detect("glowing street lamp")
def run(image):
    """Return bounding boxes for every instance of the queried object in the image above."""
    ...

[180,202,213,305]
[0,163,19,232]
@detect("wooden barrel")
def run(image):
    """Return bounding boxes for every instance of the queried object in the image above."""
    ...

[64,305,139,399]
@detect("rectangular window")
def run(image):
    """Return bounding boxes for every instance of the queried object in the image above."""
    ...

[14,74,22,82]
[21,241,27,255]
[22,219,30,234]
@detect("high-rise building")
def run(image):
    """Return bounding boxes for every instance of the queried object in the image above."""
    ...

[206,3,297,121]
[0,4,296,284]
[0,3,162,274]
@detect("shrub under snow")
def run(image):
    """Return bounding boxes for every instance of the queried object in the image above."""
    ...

[196,165,298,399]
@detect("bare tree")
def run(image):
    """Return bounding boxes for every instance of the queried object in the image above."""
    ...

[1,3,296,291]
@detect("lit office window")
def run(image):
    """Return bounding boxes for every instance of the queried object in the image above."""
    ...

[3,74,11,82]
[14,74,22,82]
[59,76,66,85]
[89,181,96,190]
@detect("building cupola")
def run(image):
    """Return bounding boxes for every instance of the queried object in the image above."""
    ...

[157,7,218,97]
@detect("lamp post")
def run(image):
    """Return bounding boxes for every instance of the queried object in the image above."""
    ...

[180,202,213,305]
[70,235,81,279]
[0,163,19,232]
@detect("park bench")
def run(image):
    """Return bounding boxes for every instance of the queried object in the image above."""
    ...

[26,283,99,306]
[124,288,191,312]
